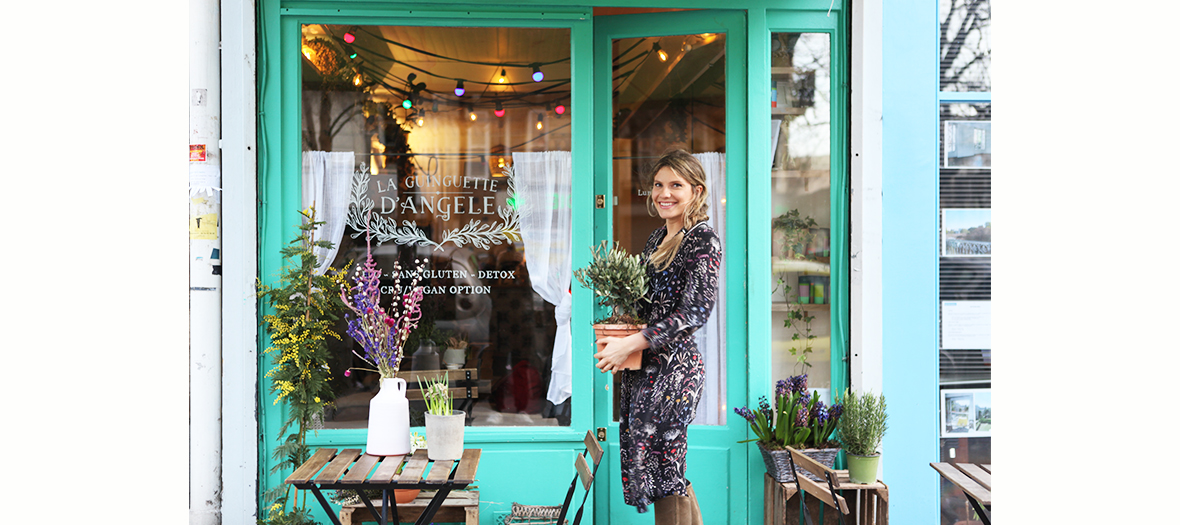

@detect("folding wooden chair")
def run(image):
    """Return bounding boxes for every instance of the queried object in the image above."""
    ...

[504,431,603,525]
[784,446,850,525]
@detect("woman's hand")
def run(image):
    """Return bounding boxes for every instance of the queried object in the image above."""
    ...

[594,332,650,374]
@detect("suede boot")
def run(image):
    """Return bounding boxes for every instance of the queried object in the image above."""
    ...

[686,483,703,525]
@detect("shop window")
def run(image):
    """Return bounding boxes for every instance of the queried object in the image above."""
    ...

[298,23,572,427]
[937,102,991,525]
[768,32,835,400]
[939,0,991,92]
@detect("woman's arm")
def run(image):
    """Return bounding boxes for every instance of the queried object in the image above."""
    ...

[640,231,722,351]
[593,332,649,374]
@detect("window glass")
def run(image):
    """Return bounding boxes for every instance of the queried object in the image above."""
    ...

[769,32,834,400]
[300,23,572,427]
[938,102,991,525]
[610,32,728,425]
[939,0,991,91]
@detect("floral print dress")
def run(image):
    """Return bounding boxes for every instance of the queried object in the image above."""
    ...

[619,223,722,512]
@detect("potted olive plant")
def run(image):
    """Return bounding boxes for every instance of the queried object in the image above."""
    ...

[573,240,649,370]
[836,389,888,484]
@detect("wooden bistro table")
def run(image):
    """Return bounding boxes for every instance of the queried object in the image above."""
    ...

[930,462,990,525]
[286,448,481,525]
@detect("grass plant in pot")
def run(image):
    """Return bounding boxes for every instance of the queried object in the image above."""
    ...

[837,389,888,484]
[734,374,844,482]
[573,240,649,370]
[421,372,465,461]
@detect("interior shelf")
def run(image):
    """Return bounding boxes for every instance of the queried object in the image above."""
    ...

[772,257,831,274]
[771,169,829,179]
[771,302,831,312]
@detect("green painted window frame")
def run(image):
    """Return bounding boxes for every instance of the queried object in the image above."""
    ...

[256,1,599,509]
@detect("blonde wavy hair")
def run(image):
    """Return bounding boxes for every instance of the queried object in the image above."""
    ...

[646,149,709,271]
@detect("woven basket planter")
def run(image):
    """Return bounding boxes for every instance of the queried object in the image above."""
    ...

[758,441,839,483]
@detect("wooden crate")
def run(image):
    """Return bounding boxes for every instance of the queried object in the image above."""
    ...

[340,489,479,525]
[764,473,888,525]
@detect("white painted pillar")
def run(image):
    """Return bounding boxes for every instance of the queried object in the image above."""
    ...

[190,0,222,523]
[220,0,259,523]
[850,0,884,397]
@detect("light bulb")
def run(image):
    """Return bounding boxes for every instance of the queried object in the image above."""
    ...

[301,45,313,60]
[555,104,566,115]
[497,68,508,84]
[416,116,425,127]
[653,42,667,62]
[343,32,355,44]
[353,73,363,86]
[494,101,505,118]
[531,65,544,82]
[454,80,465,97]
[536,116,543,130]
[402,98,412,109]
[469,111,477,121]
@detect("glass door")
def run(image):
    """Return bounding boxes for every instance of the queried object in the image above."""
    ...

[593,9,747,524]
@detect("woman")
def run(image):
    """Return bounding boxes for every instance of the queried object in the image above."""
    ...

[593,149,722,524]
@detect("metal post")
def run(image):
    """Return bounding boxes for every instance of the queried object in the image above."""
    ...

[190,0,222,523]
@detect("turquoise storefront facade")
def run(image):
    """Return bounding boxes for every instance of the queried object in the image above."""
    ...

[247,1,945,524]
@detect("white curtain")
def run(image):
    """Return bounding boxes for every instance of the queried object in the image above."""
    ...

[511,151,575,406]
[691,152,727,425]
[301,151,354,275]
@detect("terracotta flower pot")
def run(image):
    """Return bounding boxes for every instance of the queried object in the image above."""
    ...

[592,324,647,371]
[394,489,420,504]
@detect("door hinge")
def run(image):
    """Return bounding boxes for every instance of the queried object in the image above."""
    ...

[595,194,605,209]
[596,427,607,442]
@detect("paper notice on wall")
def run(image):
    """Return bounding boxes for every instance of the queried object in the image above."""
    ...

[941,300,991,349]
[189,163,221,199]
[190,213,219,240]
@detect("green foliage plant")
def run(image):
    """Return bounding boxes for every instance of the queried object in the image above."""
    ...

[837,389,889,456]
[573,240,649,325]
[256,207,348,525]
[780,282,817,374]
[419,372,453,416]
[772,209,818,259]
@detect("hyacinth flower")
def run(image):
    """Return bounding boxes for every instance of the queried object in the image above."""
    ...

[341,229,427,379]
[809,400,843,448]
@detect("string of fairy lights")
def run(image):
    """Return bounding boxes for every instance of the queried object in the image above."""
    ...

[301,25,687,128]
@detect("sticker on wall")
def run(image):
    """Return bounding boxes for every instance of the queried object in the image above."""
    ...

[190,144,206,162]
[346,162,521,250]
[190,213,219,240]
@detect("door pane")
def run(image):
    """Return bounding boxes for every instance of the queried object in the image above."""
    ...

[610,33,727,425]
[769,32,834,400]
[299,23,572,427]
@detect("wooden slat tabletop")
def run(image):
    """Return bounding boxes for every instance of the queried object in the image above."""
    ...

[342,453,381,484]
[397,450,431,482]
[453,449,481,484]
[931,463,991,506]
[287,448,337,484]
[369,454,406,483]
[956,463,991,490]
[425,460,454,484]
[316,448,361,483]
[288,448,481,487]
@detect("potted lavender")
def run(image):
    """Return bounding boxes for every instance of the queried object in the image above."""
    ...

[734,374,843,482]
[341,231,428,456]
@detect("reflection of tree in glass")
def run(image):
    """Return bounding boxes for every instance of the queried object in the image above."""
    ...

[940,0,991,92]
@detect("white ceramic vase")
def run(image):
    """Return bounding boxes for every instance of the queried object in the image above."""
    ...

[424,411,466,461]
[366,377,411,456]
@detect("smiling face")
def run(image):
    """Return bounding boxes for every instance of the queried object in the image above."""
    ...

[651,166,700,226]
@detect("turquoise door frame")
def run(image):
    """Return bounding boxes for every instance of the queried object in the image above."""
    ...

[592,9,749,525]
